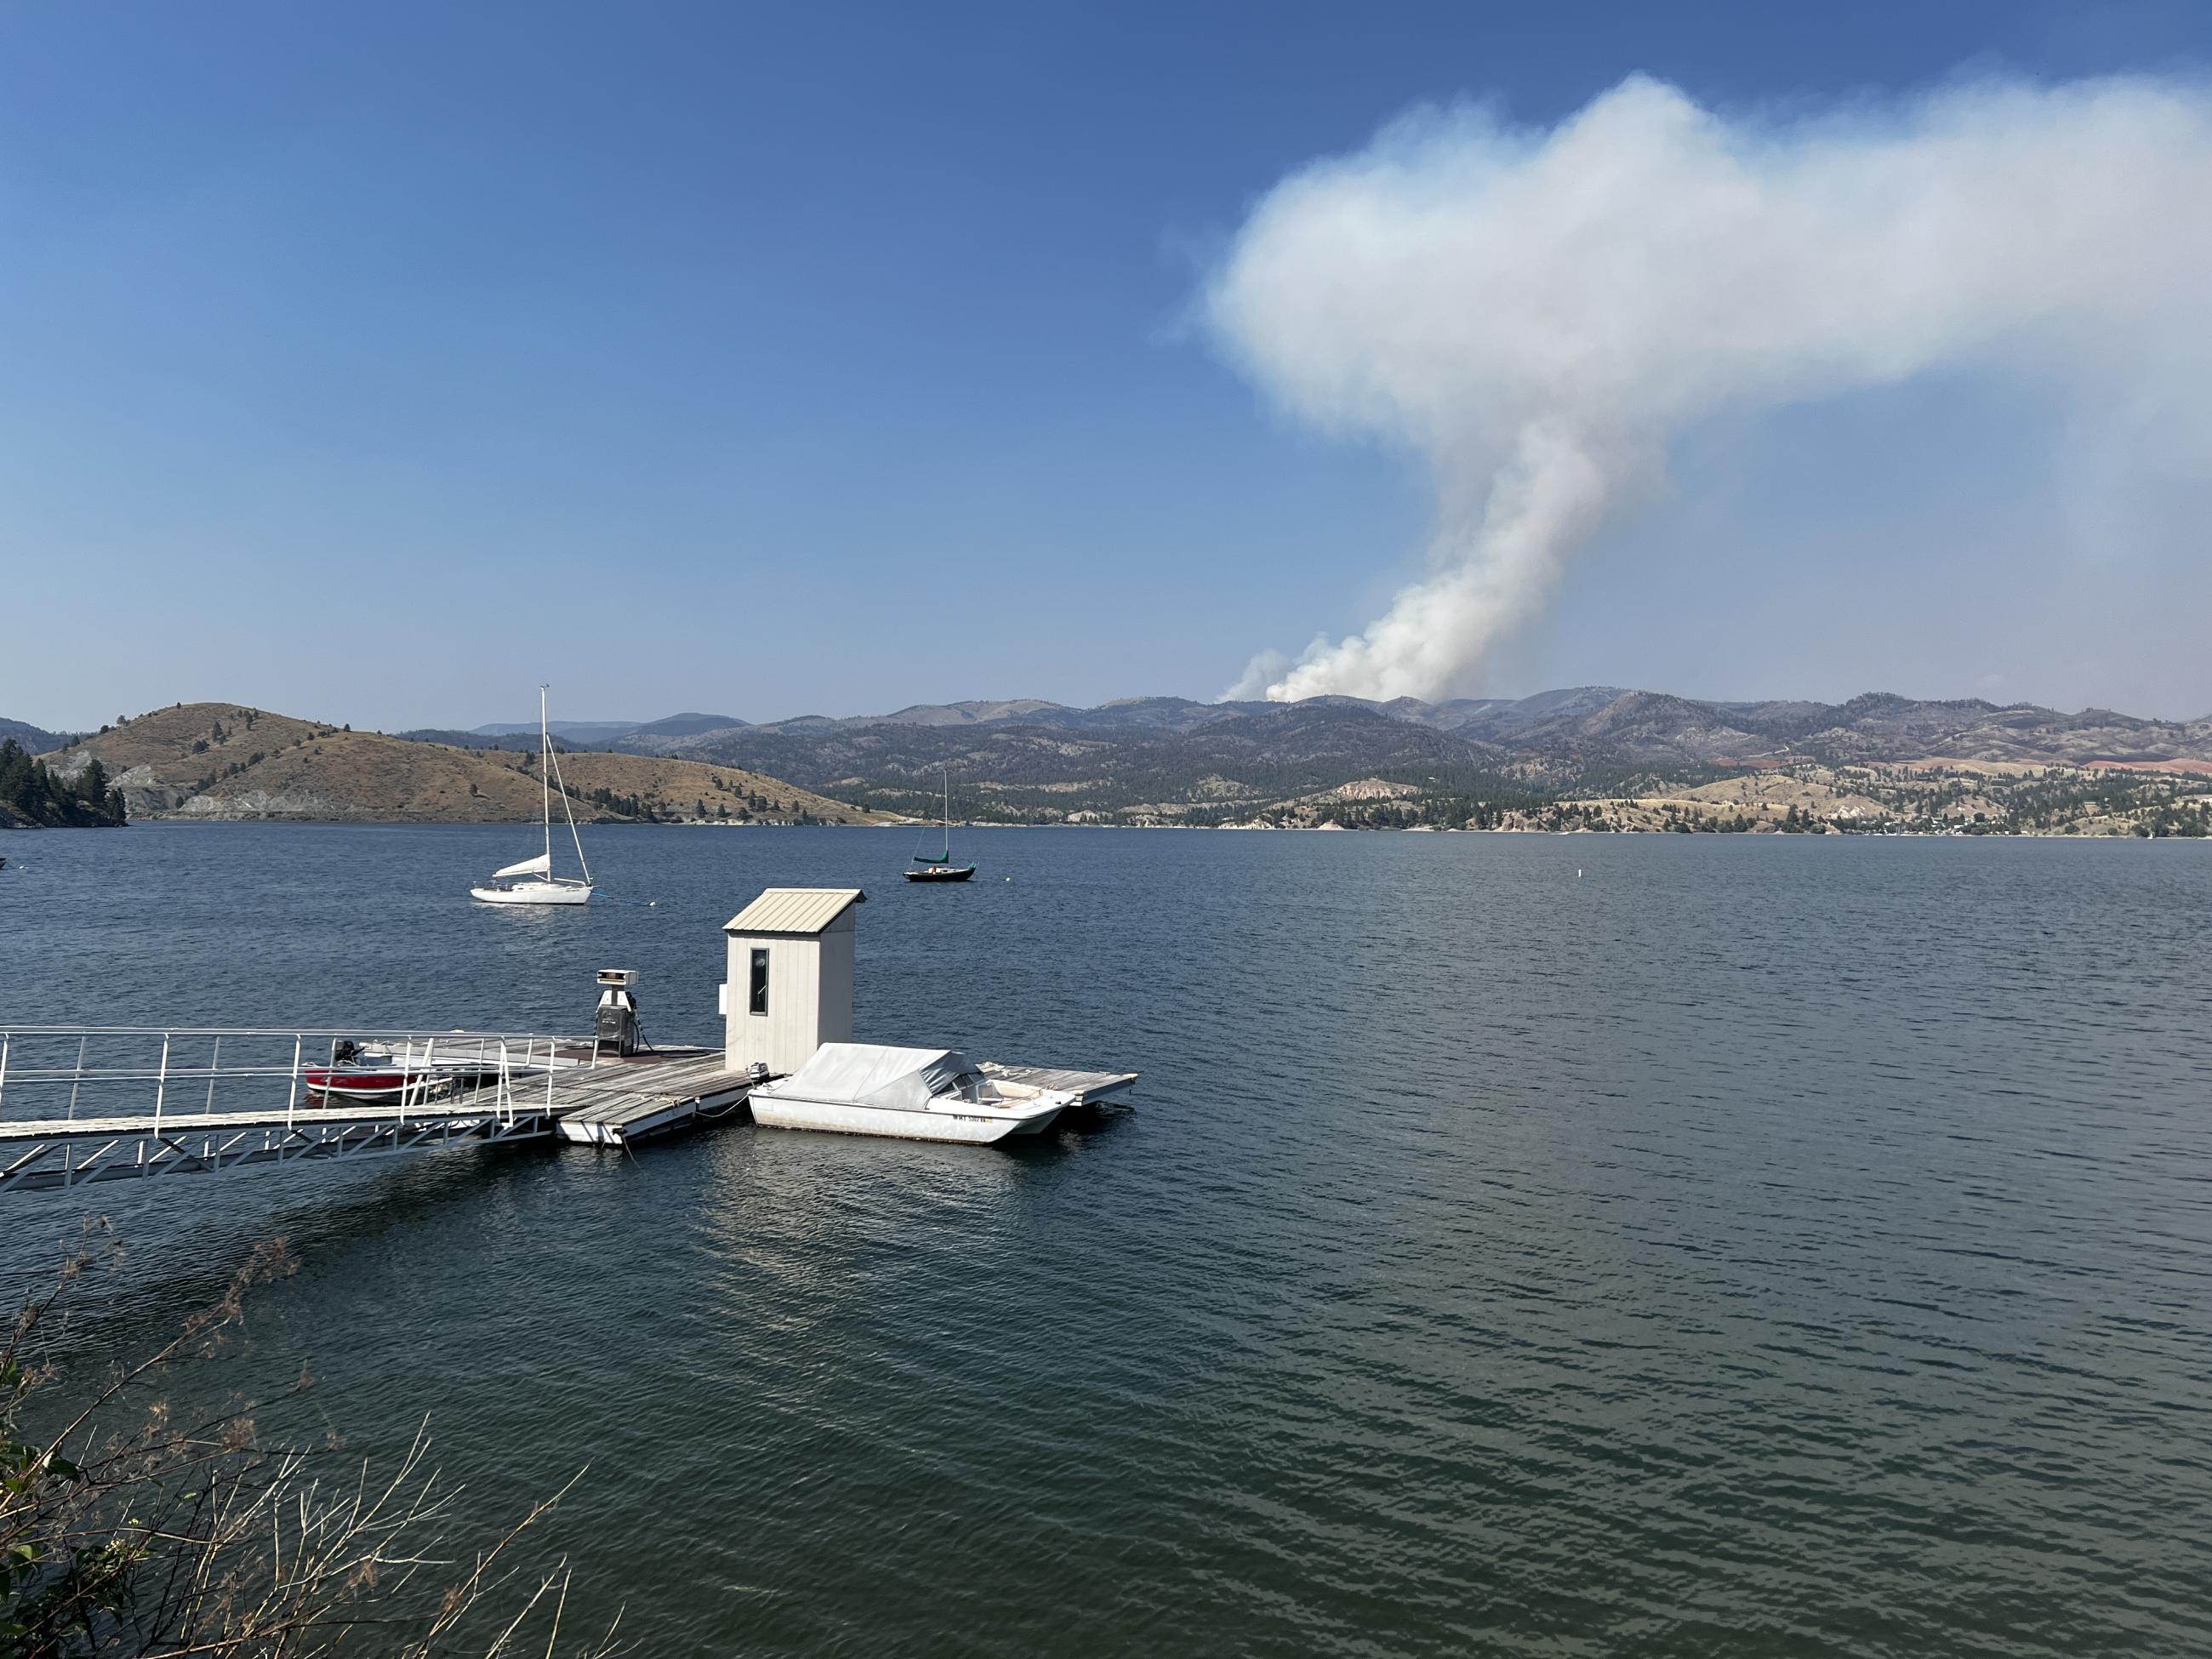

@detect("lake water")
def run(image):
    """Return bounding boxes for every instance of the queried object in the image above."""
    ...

[3,823,2210,1656]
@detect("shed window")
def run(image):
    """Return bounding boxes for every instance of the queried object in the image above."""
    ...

[749,948,770,1016]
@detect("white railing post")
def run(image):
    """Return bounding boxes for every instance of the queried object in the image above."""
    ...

[0,1031,9,1119]
[154,1032,171,1134]
[407,1037,436,1129]
[204,1035,221,1115]
[68,1034,85,1123]
[287,1035,302,1129]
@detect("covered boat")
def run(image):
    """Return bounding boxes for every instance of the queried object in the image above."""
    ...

[749,1043,1074,1143]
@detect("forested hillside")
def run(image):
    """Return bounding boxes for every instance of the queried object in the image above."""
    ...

[0,740,128,828]
[0,716,71,755]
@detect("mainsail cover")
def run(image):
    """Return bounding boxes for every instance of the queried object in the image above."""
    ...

[493,852,552,880]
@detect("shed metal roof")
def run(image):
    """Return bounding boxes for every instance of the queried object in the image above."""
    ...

[723,887,866,936]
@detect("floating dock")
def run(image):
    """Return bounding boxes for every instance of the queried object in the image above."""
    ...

[0,1035,763,1194]
[0,885,1138,1200]
[535,1048,753,1145]
[978,1062,1139,1105]
[0,1092,545,1194]
[0,1035,1130,1196]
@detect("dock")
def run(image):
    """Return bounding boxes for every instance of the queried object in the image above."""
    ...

[0,1039,1124,1196]
[533,1048,754,1145]
[0,1029,762,1195]
[2,887,1138,1202]
[977,1063,1139,1106]
[0,1094,547,1194]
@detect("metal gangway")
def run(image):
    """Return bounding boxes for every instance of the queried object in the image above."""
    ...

[0,1027,590,1196]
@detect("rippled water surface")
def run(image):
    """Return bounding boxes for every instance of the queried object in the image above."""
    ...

[3,824,2210,1656]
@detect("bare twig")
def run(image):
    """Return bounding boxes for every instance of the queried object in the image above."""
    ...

[2,1241,627,1657]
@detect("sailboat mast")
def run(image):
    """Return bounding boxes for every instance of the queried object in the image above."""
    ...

[539,685,553,869]
[535,686,593,887]
[942,767,951,859]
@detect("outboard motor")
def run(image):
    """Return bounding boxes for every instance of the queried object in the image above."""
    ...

[594,968,641,1057]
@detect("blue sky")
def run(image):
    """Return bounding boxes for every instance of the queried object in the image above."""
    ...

[4,0,2209,730]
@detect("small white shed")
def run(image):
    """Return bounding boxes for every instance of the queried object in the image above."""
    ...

[721,887,865,1077]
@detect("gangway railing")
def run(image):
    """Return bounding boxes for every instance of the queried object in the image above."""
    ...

[0,1026,601,1196]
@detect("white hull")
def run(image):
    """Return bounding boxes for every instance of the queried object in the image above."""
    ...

[470,881,594,906]
[750,1094,1065,1144]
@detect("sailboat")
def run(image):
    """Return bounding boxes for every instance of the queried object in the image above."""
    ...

[471,687,596,906]
[905,768,976,882]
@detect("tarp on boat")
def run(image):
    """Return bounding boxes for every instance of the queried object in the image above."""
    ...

[765,1043,971,1112]
[493,852,553,879]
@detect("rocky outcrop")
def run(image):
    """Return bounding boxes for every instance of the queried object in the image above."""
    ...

[172,789,352,820]
[107,765,195,818]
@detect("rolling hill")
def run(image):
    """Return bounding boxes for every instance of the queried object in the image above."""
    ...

[39,704,890,825]
[0,716,73,755]
[554,687,2212,828]
[28,688,2212,834]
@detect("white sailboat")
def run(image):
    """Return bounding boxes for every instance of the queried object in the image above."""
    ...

[471,687,596,906]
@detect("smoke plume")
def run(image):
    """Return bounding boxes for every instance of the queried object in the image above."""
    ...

[1205,75,2212,703]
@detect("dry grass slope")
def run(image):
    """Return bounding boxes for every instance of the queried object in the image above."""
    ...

[48,703,891,825]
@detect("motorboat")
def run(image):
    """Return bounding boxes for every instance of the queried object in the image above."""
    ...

[302,1039,499,1103]
[750,1044,1075,1143]
[299,1032,587,1103]
[302,1063,481,1103]
[473,686,597,905]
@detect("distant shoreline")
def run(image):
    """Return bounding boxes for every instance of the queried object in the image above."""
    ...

[48,816,2208,842]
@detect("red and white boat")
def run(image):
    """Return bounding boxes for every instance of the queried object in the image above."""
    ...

[301,1038,521,1103]
[301,1064,476,1102]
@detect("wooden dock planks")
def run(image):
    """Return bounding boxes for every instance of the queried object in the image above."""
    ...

[537,1049,753,1145]
[977,1062,1139,1104]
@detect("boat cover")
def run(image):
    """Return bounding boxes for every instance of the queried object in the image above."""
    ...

[768,1043,971,1112]
[493,852,553,879]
